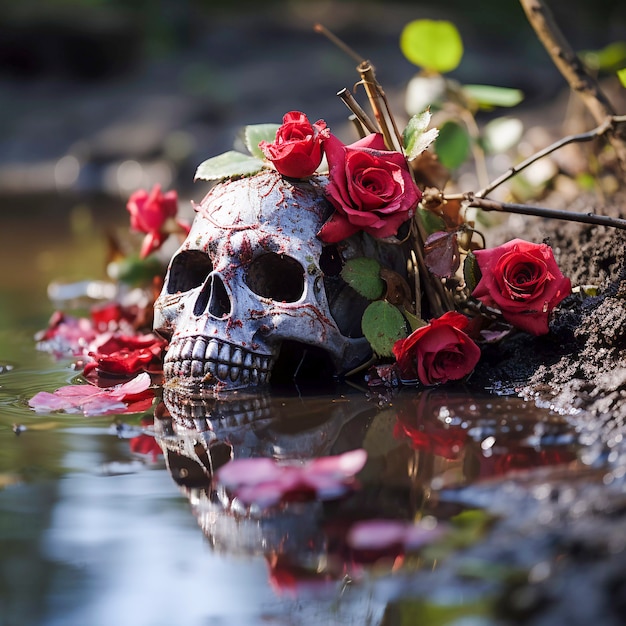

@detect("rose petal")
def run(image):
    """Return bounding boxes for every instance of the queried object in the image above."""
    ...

[308,448,367,477]
[347,520,410,550]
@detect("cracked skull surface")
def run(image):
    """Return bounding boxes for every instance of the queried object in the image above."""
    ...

[154,170,408,392]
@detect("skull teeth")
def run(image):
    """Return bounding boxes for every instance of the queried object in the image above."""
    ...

[161,388,272,426]
[164,337,272,388]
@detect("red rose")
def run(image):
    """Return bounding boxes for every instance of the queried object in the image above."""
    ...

[126,184,189,258]
[259,111,329,179]
[317,133,421,243]
[392,311,481,386]
[471,238,571,336]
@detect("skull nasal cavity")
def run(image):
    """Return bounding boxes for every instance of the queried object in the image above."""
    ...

[194,273,232,318]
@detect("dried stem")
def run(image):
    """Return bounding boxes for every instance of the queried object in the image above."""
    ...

[337,88,378,134]
[411,220,454,316]
[313,23,364,64]
[357,62,403,152]
[519,0,626,170]
[466,195,626,230]
[474,115,626,198]
[457,107,490,190]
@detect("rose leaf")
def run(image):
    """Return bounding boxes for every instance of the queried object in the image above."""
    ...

[195,151,265,181]
[462,84,524,109]
[403,308,427,332]
[400,19,464,74]
[435,121,471,170]
[424,231,461,278]
[362,300,408,357]
[341,257,385,300]
[463,251,482,294]
[403,110,440,161]
[418,206,447,236]
[244,123,281,159]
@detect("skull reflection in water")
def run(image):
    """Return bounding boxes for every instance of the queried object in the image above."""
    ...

[154,171,407,392]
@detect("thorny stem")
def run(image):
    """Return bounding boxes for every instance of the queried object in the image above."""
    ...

[519,0,626,170]
[472,115,626,198]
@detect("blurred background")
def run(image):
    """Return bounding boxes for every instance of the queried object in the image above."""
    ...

[0,0,625,325]
[2,0,625,201]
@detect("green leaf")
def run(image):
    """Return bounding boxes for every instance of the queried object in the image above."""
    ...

[400,19,463,74]
[462,84,524,108]
[340,257,384,300]
[581,42,626,72]
[402,110,440,161]
[618,67,626,88]
[361,300,408,357]
[384,597,493,626]
[109,254,165,287]
[417,206,447,236]
[244,123,280,159]
[463,251,481,293]
[434,121,471,170]
[195,151,265,181]
[403,309,427,332]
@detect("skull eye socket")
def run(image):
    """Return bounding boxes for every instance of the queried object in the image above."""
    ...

[167,250,213,294]
[245,253,305,302]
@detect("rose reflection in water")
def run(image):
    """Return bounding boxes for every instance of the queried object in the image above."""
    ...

[390,387,580,490]
[152,385,580,594]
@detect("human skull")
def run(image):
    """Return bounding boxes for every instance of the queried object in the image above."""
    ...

[154,170,408,393]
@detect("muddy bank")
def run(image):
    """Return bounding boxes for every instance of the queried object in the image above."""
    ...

[472,190,626,426]
[453,191,626,625]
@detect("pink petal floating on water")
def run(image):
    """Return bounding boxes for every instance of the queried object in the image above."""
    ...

[347,520,408,550]
[28,391,73,413]
[309,448,368,477]
[215,449,367,508]
[29,372,152,416]
[347,519,445,552]
[217,457,285,490]
[113,372,152,397]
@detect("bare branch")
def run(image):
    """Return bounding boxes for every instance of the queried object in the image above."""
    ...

[519,0,626,169]
[466,196,626,230]
[476,115,626,198]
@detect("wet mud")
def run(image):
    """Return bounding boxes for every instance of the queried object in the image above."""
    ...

[457,190,626,626]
